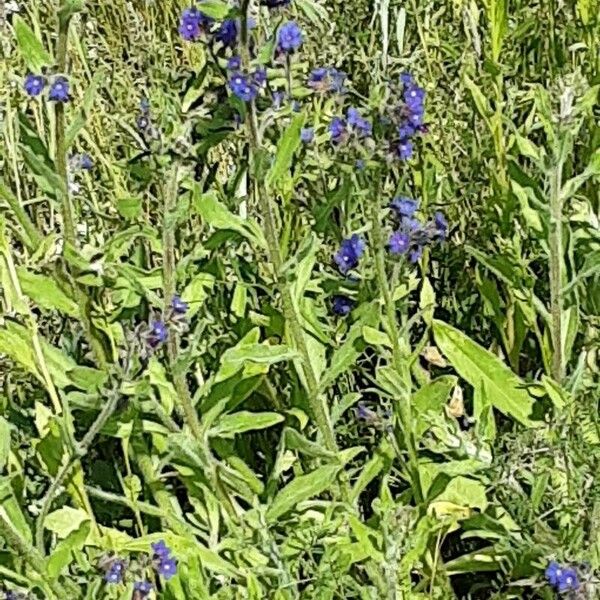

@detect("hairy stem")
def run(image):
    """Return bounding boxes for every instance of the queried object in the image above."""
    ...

[241,1,337,453]
[369,195,423,505]
[549,154,564,383]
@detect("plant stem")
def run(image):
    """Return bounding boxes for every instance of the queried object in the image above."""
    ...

[241,1,337,453]
[35,387,121,553]
[549,154,564,383]
[369,191,423,504]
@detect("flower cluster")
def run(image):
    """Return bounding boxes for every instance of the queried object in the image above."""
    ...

[329,107,372,144]
[395,74,426,160]
[545,561,580,593]
[228,68,267,102]
[151,540,177,580]
[133,581,153,598]
[307,67,346,94]
[144,295,188,350]
[104,558,126,584]
[24,73,70,102]
[388,197,447,263]
[334,234,365,275]
[178,7,213,42]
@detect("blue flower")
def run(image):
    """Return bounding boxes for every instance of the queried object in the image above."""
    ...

[79,154,93,170]
[133,581,153,597]
[104,559,126,584]
[178,7,212,41]
[48,77,69,102]
[404,85,425,111]
[332,295,353,316]
[151,540,171,559]
[557,568,579,593]
[346,107,372,137]
[227,55,241,70]
[171,296,188,315]
[156,556,177,580]
[398,123,415,139]
[277,21,303,52]
[253,67,267,86]
[228,73,257,102]
[400,72,414,86]
[334,234,365,274]
[409,245,423,263]
[391,197,419,218]
[545,561,563,587]
[397,140,413,160]
[24,73,45,97]
[307,67,346,93]
[389,231,410,255]
[329,117,347,143]
[300,127,314,143]
[216,19,237,47]
[433,211,448,240]
[147,321,168,348]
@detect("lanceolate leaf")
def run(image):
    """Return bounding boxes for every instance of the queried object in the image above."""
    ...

[432,320,536,426]
[13,16,53,71]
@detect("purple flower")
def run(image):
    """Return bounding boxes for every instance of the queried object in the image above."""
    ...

[334,234,365,274]
[216,19,237,47]
[272,91,286,108]
[400,72,414,86]
[133,581,153,597]
[178,7,212,41]
[48,77,69,102]
[433,211,448,240]
[147,321,168,348]
[398,123,415,139]
[307,67,346,93]
[79,154,93,170]
[171,296,188,315]
[409,245,423,263]
[545,561,563,587]
[397,140,413,161]
[346,107,372,137]
[557,568,579,593]
[253,67,267,86]
[156,556,177,580]
[300,127,314,143]
[227,55,241,70]
[104,559,126,584]
[151,540,171,559]
[24,73,45,97]
[277,21,303,52]
[389,231,410,255]
[332,295,353,316]
[329,117,348,144]
[391,197,419,218]
[228,73,257,102]
[404,85,425,111]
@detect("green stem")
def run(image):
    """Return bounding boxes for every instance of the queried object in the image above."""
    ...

[35,388,120,553]
[369,191,423,505]
[0,179,42,251]
[241,2,337,453]
[549,154,564,383]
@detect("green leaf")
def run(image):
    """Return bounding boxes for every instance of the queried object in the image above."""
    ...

[17,268,79,317]
[267,464,341,521]
[362,326,392,348]
[432,476,488,511]
[221,343,299,365]
[211,411,284,438]
[47,521,91,579]
[13,16,53,71]
[266,113,305,189]
[413,376,457,435]
[463,74,492,122]
[193,188,266,249]
[197,0,231,19]
[0,418,10,471]
[44,506,89,538]
[116,197,142,220]
[433,320,536,426]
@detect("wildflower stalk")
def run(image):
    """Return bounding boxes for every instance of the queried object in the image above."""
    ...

[161,161,202,439]
[368,183,423,505]
[52,5,110,370]
[240,1,338,453]
[549,147,565,383]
